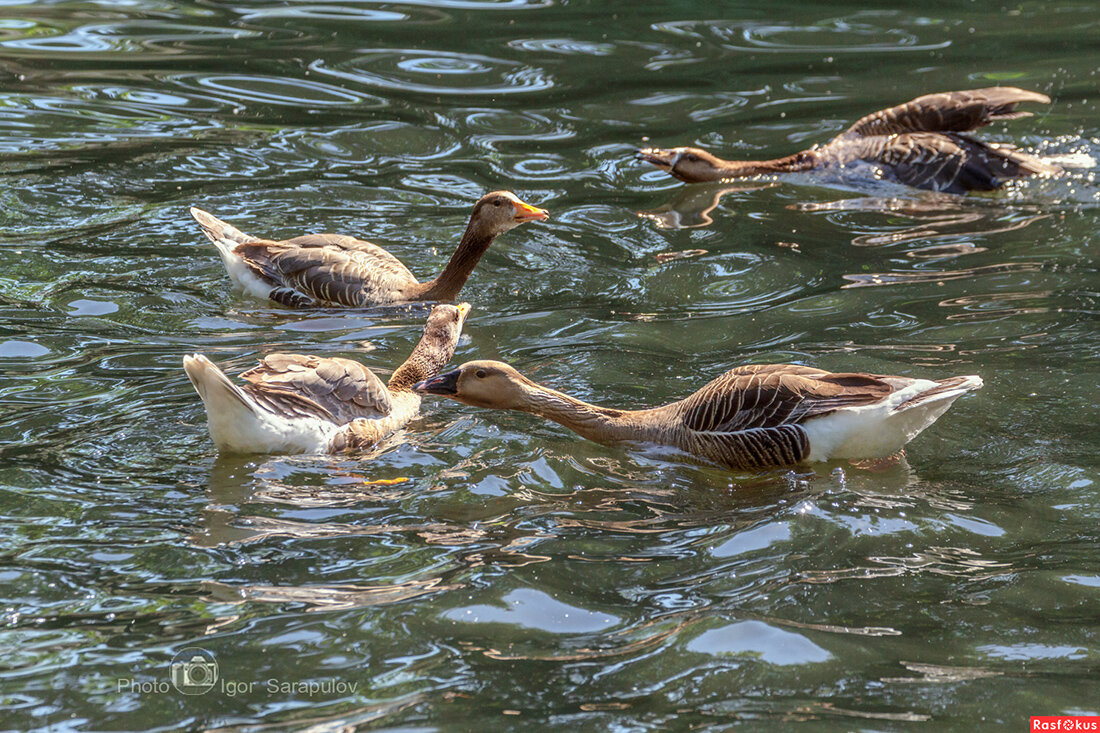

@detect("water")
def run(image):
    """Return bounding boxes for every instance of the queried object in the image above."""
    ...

[2,0,1098,729]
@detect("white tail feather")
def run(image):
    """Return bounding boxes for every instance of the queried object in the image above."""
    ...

[189,208,274,299]
[803,375,982,461]
[183,354,337,454]
[190,207,254,246]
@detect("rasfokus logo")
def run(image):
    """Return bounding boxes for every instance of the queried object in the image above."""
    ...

[169,647,219,695]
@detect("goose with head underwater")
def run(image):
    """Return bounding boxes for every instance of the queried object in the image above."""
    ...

[414,360,982,471]
[637,87,1060,194]
[183,303,469,454]
[190,191,548,308]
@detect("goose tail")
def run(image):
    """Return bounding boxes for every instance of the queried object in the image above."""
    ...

[892,375,983,413]
[184,354,338,454]
[804,375,982,461]
[184,354,266,453]
[190,207,254,256]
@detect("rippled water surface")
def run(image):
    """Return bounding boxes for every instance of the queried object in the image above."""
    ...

[2,0,1098,729]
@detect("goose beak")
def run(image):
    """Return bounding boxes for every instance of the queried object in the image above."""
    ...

[512,199,549,223]
[414,369,460,396]
[635,147,676,170]
[456,302,471,320]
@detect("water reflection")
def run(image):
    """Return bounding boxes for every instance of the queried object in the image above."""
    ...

[203,578,458,611]
[654,13,952,53]
[310,50,553,96]
[791,195,1049,248]
[637,181,776,228]
[842,261,1042,288]
[799,545,1013,583]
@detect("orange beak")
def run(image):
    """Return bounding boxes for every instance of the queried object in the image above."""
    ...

[512,199,549,223]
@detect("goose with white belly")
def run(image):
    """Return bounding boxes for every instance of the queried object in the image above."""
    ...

[414,360,982,470]
[191,191,548,308]
[183,303,469,454]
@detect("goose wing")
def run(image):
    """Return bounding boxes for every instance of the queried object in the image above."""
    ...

[239,353,392,423]
[844,87,1050,138]
[676,364,894,469]
[839,132,1059,193]
[236,234,419,307]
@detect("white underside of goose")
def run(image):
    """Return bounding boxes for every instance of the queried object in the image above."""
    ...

[183,354,340,454]
[208,239,275,301]
[800,375,982,461]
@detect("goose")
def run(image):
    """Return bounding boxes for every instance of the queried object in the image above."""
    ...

[183,303,469,454]
[637,87,1060,194]
[190,191,548,308]
[413,360,982,471]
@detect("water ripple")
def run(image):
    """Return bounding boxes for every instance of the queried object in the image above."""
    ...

[310,50,553,96]
[655,13,952,53]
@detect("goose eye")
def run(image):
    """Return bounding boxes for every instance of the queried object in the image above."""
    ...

[475,369,487,379]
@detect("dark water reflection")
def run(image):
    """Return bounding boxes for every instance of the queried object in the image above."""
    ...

[1,0,1098,729]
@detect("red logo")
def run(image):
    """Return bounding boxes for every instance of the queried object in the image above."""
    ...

[1032,718,1100,732]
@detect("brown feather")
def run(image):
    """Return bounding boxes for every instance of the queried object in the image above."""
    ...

[240,353,393,421]
[639,87,1057,193]
[845,87,1051,137]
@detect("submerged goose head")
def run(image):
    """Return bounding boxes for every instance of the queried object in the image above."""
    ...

[412,359,534,409]
[467,190,549,238]
[387,302,471,391]
[636,146,729,183]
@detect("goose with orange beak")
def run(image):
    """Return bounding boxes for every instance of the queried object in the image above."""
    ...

[190,191,548,308]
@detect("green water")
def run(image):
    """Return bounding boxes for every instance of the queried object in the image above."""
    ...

[1,0,1098,729]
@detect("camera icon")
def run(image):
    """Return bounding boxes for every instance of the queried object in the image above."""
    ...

[169,647,219,695]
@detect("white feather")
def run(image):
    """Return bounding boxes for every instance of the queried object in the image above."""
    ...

[204,238,271,300]
[802,375,982,461]
[183,354,339,454]
[190,207,273,300]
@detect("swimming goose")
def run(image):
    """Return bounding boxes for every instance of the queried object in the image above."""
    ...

[183,303,469,454]
[191,191,548,308]
[414,360,982,471]
[637,87,1060,194]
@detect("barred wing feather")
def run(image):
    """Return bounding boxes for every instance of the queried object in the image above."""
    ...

[240,353,392,423]
[845,87,1050,138]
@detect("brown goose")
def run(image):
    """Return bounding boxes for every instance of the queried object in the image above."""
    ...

[637,87,1060,194]
[414,360,982,471]
[182,303,469,454]
[191,191,548,308]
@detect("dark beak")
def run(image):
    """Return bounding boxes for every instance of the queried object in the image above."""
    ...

[413,369,460,396]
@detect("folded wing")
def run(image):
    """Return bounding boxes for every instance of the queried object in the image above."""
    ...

[676,364,895,469]
[239,353,393,423]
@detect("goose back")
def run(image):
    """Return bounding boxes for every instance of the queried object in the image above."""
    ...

[824,131,1059,193]
[239,353,393,423]
[236,234,418,307]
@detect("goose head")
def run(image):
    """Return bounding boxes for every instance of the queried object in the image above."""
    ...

[636,146,728,183]
[420,299,468,347]
[413,359,533,409]
[389,302,472,390]
[467,191,549,238]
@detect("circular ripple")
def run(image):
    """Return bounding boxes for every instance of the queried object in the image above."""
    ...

[310,50,553,96]
[656,15,950,53]
[508,37,615,56]
[180,74,378,107]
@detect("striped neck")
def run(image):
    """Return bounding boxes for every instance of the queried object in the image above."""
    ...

[514,382,665,444]
[417,226,495,301]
